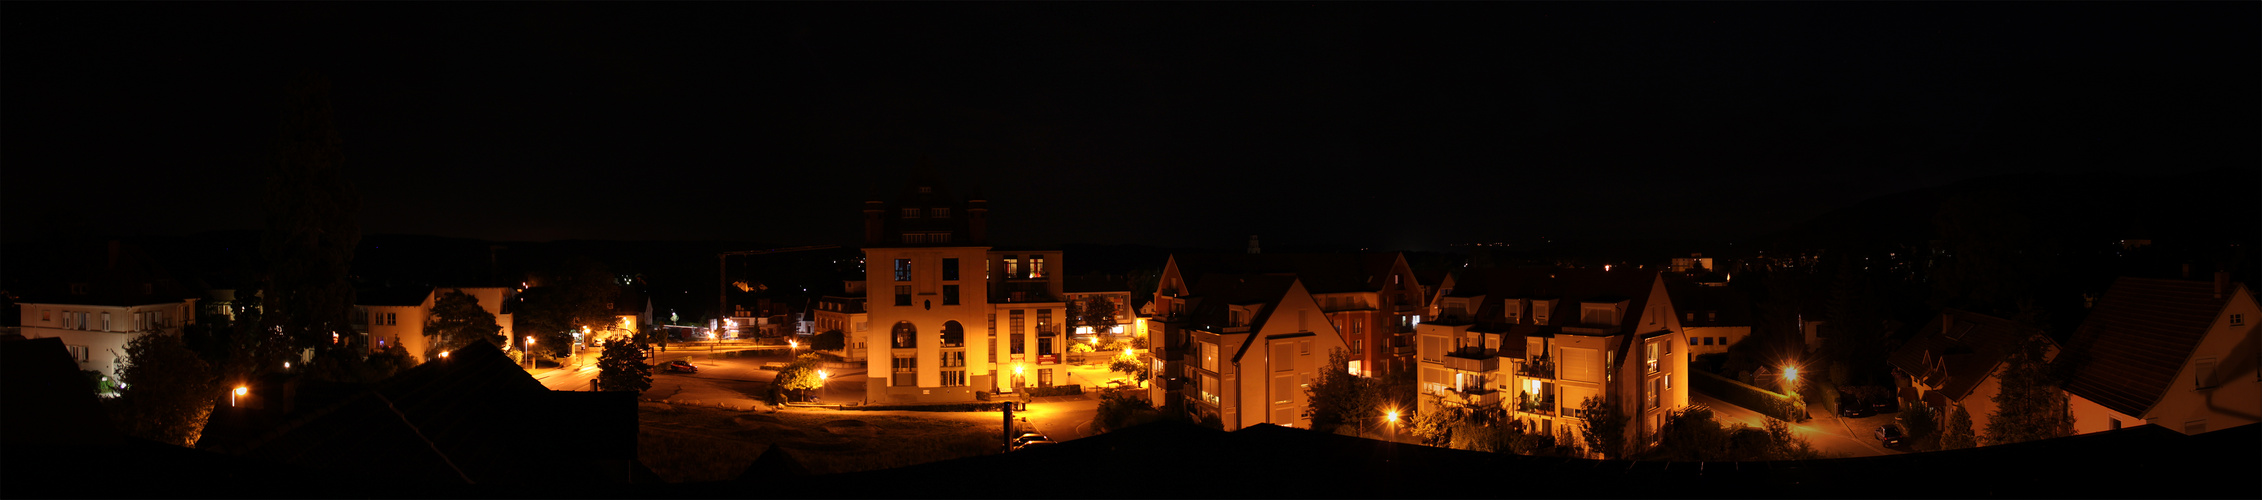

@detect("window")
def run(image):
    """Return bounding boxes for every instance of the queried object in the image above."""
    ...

[1581,305,1614,326]
[902,208,920,219]
[1010,310,1026,335]
[1201,342,1220,372]
[2231,314,2244,327]
[942,370,966,386]
[1348,360,1363,377]
[1687,312,1696,322]
[1029,256,1046,278]
[986,258,992,279]
[932,207,950,218]
[1690,337,1700,346]
[1199,374,1220,405]
[1039,368,1054,387]
[1646,342,1660,374]
[941,350,965,367]
[1036,309,1054,334]
[943,285,960,305]
[895,285,912,306]
[1707,312,1717,322]
[1039,336,1055,357]
[940,321,965,347]
[1351,318,1363,334]
[891,321,917,349]
[942,258,959,281]
[1646,377,1662,410]
[2195,358,2218,389]
[892,355,917,387]
[1352,339,1364,355]
[66,345,89,362]
[41,310,50,322]
[1004,256,1020,278]
[894,259,912,281]
[1704,337,1715,346]
[387,313,397,326]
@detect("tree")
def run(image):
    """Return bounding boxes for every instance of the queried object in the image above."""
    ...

[516,256,618,358]
[1578,395,1629,459]
[595,338,652,393]
[260,71,363,371]
[1073,295,1119,336]
[1094,386,1162,433]
[1303,349,1388,436]
[810,329,846,352]
[773,354,826,401]
[109,333,218,447]
[1110,349,1151,385]
[1942,404,1979,450]
[1900,404,1940,451]
[1985,334,2074,445]
[425,289,504,359]
[1761,417,1822,459]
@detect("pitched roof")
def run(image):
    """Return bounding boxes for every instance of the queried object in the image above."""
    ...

[2061,277,2242,417]
[1454,267,1665,336]
[1886,310,2042,402]
[1662,275,1753,327]
[357,285,435,307]
[0,337,125,448]
[1182,274,1299,337]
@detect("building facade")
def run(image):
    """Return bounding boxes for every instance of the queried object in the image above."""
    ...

[1887,309,2054,441]
[1162,273,1343,430]
[355,286,519,362]
[1415,267,1686,455]
[813,294,869,361]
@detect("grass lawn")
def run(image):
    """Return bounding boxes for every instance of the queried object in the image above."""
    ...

[638,402,1003,482]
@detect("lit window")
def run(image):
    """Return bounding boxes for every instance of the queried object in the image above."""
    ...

[895,259,912,281]
[1029,256,1046,278]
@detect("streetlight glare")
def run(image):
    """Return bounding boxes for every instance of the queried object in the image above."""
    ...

[1784,366,1799,381]
[439,351,450,359]
[1385,409,1399,423]
[234,386,249,396]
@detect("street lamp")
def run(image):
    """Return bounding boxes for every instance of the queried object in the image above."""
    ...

[817,369,830,403]
[231,386,248,407]
[525,336,536,369]
[1385,408,1400,443]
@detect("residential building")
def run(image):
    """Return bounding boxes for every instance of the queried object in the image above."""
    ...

[354,285,519,362]
[12,241,200,380]
[2062,274,2259,436]
[1887,309,2055,439]
[986,247,1068,392]
[1154,253,1424,387]
[1064,273,1135,341]
[1416,267,1686,453]
[1664,275,1752,358]
[813,294,869,361]
[1163,273,1343,429]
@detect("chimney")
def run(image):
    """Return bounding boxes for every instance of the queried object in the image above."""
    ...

[2215,270,2229,299]
[863,201,886,245]
[1248,235,1260,254]
[966,198,988,245]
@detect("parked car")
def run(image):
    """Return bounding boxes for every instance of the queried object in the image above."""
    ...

[1875,424,1906,447]
[662,360,698,373]
[1870,397,1899,414]
[1012,433,1050,447]
[1839,400,1875,418]
[1014,440,1058,451]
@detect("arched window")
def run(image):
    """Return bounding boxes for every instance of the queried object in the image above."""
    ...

[892,321,917,349]
[941,321,965,347]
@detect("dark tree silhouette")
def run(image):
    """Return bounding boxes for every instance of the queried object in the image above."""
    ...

[425,289,504,359]
[595,338,652,393]
[259,71,363,376]
[109,333,218,447]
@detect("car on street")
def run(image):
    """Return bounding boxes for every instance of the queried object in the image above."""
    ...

[662,360,698,373]
[1839,401,1875,418]
[1875,424,1906,447]
[1011,433,1050,447]
[1014,440,1058,451]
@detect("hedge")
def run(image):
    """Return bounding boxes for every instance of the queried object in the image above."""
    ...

[1691,370,1808,422]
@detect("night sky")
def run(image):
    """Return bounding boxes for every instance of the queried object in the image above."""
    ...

[5,2,2255,250]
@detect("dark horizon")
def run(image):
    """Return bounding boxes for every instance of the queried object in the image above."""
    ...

[5,2,2256,250]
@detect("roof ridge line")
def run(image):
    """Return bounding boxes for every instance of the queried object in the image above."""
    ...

[374,391,476,485]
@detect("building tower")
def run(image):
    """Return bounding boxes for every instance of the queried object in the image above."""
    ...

[860,174,995,404]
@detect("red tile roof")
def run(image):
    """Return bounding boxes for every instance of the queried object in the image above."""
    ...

[2061,277,2238,417]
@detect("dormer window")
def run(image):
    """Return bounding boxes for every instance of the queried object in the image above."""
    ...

[1230,309,1246,327]
[1581,303,1620,326]
[902,208,921,219]
[1505,299,1523,324]
[932,207,950,218]
[1533,300,1552,325]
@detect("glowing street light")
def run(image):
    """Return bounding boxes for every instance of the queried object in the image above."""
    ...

[438,351,450,359]
[231,386,248,407]
[1385,408,1400,443]
[1783,366,1798,382]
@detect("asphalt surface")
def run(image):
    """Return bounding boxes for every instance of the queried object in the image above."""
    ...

[1689,391,1907,458]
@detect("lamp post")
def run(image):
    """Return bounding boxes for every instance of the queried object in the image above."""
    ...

[231,386,248,408]
[817,369,830,404]
[525,336,536,369]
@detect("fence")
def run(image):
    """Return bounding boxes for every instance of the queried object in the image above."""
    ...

[1690,370,1808,422]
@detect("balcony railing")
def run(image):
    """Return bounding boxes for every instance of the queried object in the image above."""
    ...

[1520,356,1556,379]
[1451,387,1502,407]
[1389,344,1416,357]
[1442,350,1499,372]
[1517,391,1556,415]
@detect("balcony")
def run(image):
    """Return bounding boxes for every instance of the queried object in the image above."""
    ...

[1519,356,1557,379]
[1389,344,1416,357]
[1449,387,1502,407]
[1517,391,1557,416]
[1442,350,1499,373]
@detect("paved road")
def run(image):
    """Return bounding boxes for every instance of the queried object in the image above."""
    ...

[1689,391,1906,458]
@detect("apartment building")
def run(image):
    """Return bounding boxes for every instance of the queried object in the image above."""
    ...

[1887,309,2054,439]
[12,241,200,381]
[813,294,869,361]
[1164,273,1343,429]
[1415,267,1686,454]
[1154,253,1424,385]
[355,285,519,362]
